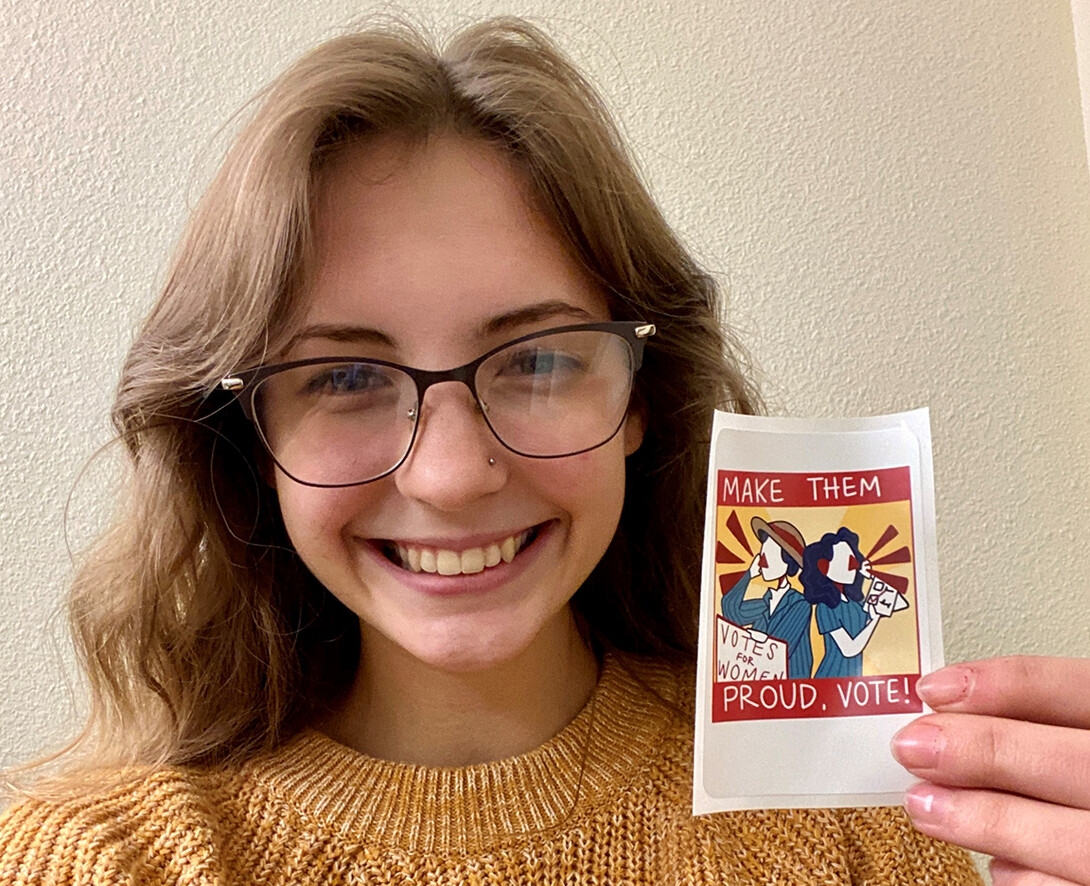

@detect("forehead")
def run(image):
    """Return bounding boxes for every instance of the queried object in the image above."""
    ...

[292,133,607,362]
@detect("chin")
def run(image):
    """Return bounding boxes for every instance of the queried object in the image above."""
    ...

[391,616,544,675]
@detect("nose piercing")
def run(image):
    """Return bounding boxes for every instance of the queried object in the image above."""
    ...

[488,457,496,466]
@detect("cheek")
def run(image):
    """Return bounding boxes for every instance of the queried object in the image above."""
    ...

[541,444,628,532]
[509,439,628,562]
[274,480,374,565]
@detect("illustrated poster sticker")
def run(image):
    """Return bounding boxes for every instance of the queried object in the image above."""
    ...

[693,409,943,812]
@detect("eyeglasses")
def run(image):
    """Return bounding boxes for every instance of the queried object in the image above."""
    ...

[219,321,656,488]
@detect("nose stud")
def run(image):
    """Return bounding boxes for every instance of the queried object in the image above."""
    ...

[488,457,496,467]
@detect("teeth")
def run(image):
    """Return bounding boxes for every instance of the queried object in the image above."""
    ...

[392,530,534,575]
[436,550,461,575]
[419,549,437,574]
[460,548,485,574]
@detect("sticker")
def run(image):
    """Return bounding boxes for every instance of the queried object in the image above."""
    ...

[693,409,943,812]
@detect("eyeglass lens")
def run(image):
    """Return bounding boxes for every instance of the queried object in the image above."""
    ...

[252,328,635,487]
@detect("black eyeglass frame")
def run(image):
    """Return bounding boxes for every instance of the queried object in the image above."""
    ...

[219,320,656,488]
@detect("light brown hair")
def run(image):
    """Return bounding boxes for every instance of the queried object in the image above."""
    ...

[54,16,760,776]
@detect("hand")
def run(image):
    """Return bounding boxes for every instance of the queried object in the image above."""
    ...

[749,553,761,577]
[891,657,1090,885]
[859,558,873,580]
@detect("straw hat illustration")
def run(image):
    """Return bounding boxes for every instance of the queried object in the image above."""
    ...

[750,516,805,567]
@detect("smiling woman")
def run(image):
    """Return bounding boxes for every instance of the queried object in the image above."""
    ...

[0,16,989,886]
[273,134,641,705]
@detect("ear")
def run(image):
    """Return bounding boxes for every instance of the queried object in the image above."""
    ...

[622,402,647,457]
[818,558,830,576]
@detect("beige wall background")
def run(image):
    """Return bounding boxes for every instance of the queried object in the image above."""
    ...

[2,0,1088,812]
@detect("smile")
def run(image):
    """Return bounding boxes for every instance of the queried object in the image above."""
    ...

[383,527,539,576]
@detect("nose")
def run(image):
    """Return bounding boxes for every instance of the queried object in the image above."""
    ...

[758,553,767,569]
[394,381,506,511]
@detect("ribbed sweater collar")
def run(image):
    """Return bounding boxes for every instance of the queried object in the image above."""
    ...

[240,655,682,852]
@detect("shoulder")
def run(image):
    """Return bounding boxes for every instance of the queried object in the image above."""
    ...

[830,806,984,884]
[816,600,843,629]
[685,805,982,883]
[587,653,699,816]
[0,765,236,884]
[782,589,811,611]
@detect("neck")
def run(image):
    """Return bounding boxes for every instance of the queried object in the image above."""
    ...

[317,608,599,767]
[766,577,789,612]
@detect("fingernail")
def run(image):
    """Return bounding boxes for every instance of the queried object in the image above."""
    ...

[891,723,944,769]
[916,666,972,708]
[903,783,951,824]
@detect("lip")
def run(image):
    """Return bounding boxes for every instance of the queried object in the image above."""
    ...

[359,520,554,597]
[381,527,536,552]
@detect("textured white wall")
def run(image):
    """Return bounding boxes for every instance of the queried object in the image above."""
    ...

[2,0,1088,792]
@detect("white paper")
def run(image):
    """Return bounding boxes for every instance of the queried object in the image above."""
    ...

[693,409,943,813]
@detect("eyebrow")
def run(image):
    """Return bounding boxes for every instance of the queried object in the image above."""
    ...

[283,324,395,354]
[478,300,598,336]
[285,299,598,355]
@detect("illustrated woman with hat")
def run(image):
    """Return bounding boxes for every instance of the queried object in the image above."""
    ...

[720,517,814,679]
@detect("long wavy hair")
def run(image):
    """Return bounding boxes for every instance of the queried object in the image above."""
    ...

[48,16,760,778]
[800,528,866,608]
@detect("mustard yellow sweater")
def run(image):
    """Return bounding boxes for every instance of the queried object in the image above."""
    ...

[0,657,981,885]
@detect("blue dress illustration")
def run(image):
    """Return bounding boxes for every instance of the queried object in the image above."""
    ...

[813,596,869,678]
[801,527,887,679]
[719,517,813,679]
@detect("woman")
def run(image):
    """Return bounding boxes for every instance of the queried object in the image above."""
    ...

[0,18,1084,885]
[720,516,813,678]
[800,527,890,678]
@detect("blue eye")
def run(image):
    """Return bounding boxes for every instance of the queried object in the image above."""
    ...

[502,348,583,377]
[304,363,392,395]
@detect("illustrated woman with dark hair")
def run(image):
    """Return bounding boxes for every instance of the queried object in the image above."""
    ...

[1,16,1088,886]
[801,527,893,678]
[720,517,813,678]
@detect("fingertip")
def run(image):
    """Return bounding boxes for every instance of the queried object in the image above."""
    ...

[890,721,944,770]
[917,665,973,709]
[902,781,953,828]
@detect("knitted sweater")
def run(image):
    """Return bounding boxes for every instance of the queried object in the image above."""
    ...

[0,656,981,885]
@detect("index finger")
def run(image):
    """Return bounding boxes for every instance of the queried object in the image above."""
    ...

[918,657,1090,728]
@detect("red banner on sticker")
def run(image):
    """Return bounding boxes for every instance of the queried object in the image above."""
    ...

[717,467,911,508]
[711,674,922,722]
